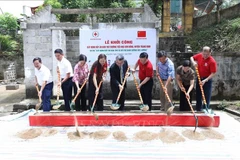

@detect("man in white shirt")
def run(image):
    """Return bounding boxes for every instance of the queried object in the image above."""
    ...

[54,49,74,111]
[33,57,53,112]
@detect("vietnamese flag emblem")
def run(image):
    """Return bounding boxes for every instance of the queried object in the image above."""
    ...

[137,31,146,38]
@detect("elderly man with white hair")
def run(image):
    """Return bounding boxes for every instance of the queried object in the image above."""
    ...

[190,46,217,111]
[109,55,129,111]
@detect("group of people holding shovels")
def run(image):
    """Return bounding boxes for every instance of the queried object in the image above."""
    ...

[33,46,217,114]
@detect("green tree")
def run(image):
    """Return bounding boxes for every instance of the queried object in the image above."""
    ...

[36,0,62,19]
[49,0,136,22]
[142,0,162,17]
[37,0,62,10]
[58,0,92,22]
[0,35,18,56]
[0,13,18,36]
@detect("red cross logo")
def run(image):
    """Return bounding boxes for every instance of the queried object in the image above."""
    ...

[92,31,99,37]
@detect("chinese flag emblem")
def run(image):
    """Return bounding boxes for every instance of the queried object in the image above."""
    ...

[137,31,146,38]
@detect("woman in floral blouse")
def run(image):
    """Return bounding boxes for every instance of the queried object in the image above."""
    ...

[72,54,89,111]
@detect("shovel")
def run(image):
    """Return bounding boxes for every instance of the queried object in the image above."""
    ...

[157,74,175,116]
[70,79,88,111]
[35,85,42,111]
[90,80,103,120]
[110,67,130,110]
[180,82,198,132]
[131,71,149,112]
[53,67,63,110]
[195,66,214,114]
[74,115,81,137]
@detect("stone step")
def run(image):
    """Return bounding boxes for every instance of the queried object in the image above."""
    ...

[13,99,222,112]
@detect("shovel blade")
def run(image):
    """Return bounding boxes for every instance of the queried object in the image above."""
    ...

[53,104,61,110]
[167,106,174,116]
[139,104,149,111]
[110,103,120,110]
[35,103,41,110]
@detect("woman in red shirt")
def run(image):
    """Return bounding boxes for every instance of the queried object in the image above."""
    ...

[88,54,107,111]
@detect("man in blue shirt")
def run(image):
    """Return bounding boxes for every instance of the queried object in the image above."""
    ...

[156,51,175,111]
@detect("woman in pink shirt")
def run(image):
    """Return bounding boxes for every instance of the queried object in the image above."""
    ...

[72,54,89,111]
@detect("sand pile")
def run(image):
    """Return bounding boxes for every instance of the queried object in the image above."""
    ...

[182,129,206,140]
[112,131,128,141]
[159,129,185,143]
[201,129,224,139]
[89,130,111,140]
[17,128,43,139]
[67,130,90,140]
[42,128,58,137]
[134,131,158,141]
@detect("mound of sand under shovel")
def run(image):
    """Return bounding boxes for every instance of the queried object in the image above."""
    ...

[159,129,185,143]
[201,129,224,139]
[17,128,43,140]
[113,131,128,141]
[67,131,90,140]
[134,131,158,141]
[182,129,206,141]
[89,130,111,140]
[42,128,58,137]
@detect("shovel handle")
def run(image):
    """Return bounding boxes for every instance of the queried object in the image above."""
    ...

[72,79,88,102]
[132,71,144,104]
[92,80,103,108]
[157,75,172,104]
[179,82,195,114]
[180,82,198,132]
[195,66,207,105]
[56,67,61,101]
[35,85,42,103]
[116,67,130,103]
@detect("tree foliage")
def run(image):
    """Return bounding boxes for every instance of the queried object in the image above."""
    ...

[186,17,240,52]
[0,13,19,36]
[142,0,162,17]
[0,13,20,57]
[41,0,137,22]
[0,35,18,56]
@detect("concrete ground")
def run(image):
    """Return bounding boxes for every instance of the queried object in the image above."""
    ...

[0,84,25,117]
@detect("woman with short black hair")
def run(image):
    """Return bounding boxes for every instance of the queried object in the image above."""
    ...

[176,60,195,111]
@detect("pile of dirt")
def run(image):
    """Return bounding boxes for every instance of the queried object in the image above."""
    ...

[67,132,82,140]
[89,130,111,140]
[159,129,185,143]
[42,128,58,137]
[201,129,224,139]
[182,129,206,141]
[112,131,127,141]
[134,131,158,141]
[17,128,42,139]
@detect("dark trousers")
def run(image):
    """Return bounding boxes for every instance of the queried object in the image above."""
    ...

[88,80,104,111]
[41,82,53,112]
[73,83,87,111]
[61,77,73,111]
[179,84,192,111]
[111,85,125,111]
[196,78,212,111]
[140,78,153,111]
